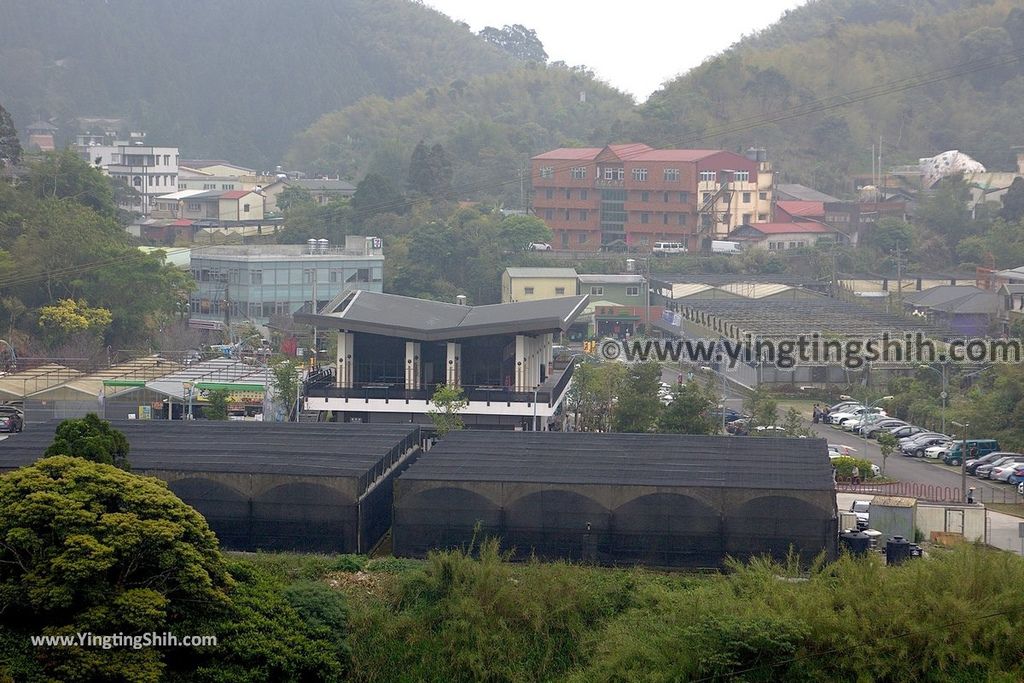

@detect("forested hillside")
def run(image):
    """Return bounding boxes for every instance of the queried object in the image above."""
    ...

[0,0,514,167]
[287,65,639,205]
[633,0,1024,195]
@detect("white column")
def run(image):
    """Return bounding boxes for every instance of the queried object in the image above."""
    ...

[446,342,461,386]
[336,331,354,388]
[405,341,421,390]
[515,334,527,391]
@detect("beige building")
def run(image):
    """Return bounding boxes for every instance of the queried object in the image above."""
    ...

[152,189,265,222]
[501,268,578,303]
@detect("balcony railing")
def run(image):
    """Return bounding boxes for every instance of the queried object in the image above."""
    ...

[305,361,575,408]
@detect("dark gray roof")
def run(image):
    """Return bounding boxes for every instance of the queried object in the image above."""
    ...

[0,422,419,479]
[401,431,835,491]
[903,285,1002,315]
[651,273,826,287]
[288,178,356,193]
[295,290,589,341]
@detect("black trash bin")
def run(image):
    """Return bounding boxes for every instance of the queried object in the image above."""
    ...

[839,530,871,556]
[885,536,912,565]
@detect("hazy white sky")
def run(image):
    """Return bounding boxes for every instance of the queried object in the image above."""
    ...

[426,0,807,101]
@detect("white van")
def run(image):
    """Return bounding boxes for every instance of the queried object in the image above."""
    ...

[711,240,743,255]
[653,242,687,254]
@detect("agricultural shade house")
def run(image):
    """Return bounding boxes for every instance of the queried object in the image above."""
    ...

[394,432,837,568]
[0,421,420,553]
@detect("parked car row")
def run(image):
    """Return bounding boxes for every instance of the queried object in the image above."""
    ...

[965,452,1024,484]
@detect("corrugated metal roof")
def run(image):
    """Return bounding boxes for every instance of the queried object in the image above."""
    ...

[139,359,268,400]
[670,283,715,298]
[872,496,917,508]
[719,282,794,299]
[29,357,181,401]
[0,364,82,400]
[577,274,643,284]
[505,267,578,279]
[401,431,835,491]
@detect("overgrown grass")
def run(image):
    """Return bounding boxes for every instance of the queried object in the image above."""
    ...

[220,544,1024,682]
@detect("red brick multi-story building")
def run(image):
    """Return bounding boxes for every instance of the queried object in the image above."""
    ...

[531,144,774,251]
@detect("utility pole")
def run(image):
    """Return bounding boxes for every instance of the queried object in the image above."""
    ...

[895,240,903,312]
[953,420,969,502]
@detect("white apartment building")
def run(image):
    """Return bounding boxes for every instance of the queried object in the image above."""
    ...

[81,139,180,216]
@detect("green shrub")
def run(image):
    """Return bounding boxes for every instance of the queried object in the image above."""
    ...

[168,562,348,683]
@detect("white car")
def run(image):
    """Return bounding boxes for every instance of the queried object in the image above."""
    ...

[850,500,871,529]
[991,461,1024,482]
[924,442,953,460]
[831,407,886,427]
[528,242,553,251]
[828,444,858,456]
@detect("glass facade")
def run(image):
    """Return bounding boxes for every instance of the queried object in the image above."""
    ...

[189,249,384,327]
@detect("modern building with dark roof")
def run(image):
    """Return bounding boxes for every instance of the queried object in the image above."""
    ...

[393,431,838,568]
[0,421,421,553]
[295,291,589,430]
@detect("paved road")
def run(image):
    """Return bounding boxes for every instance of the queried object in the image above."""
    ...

[809,421,1023,503]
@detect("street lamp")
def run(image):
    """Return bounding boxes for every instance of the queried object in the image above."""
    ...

[951,420,970,502]
[918,363,948,435]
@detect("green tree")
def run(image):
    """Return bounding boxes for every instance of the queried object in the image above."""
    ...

[498,214,553,252]
[428,383,468,436]
[0,102,20,168]
[877,431,898,476]
[25,150,118,219]
[271,358,301,421]
[745,386,779,433]
[477,24,548,62]
[275,185,314,212]
[44,413,130,469]
[1001,177,1024,224]
[37,298,112,346]
[659,382,716,434]
[204,388,231,420]
[781,406,809,437]
[869,217,914,254]
[0,456,232,682]
[612,362,663,433]
[352,172,403,223]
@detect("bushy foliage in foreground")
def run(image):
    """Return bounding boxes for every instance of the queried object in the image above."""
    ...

[335,543,1024,682]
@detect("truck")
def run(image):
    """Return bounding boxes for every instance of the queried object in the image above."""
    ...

[710,240,743,255]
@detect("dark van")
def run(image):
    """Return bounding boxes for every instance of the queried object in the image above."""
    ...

[943,439,1000,466]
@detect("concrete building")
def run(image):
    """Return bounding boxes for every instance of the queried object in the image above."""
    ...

[80,138,180,215]
[728,222,833,250]
[188,237,384,331]
[296,291,589,430]
[501,267,578,303]
[153,189,265,222]
[25,120,57,151]
[575,273,648,338]
[263,178,357,212]
[393,431,838,568]
[531,144,773,252]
